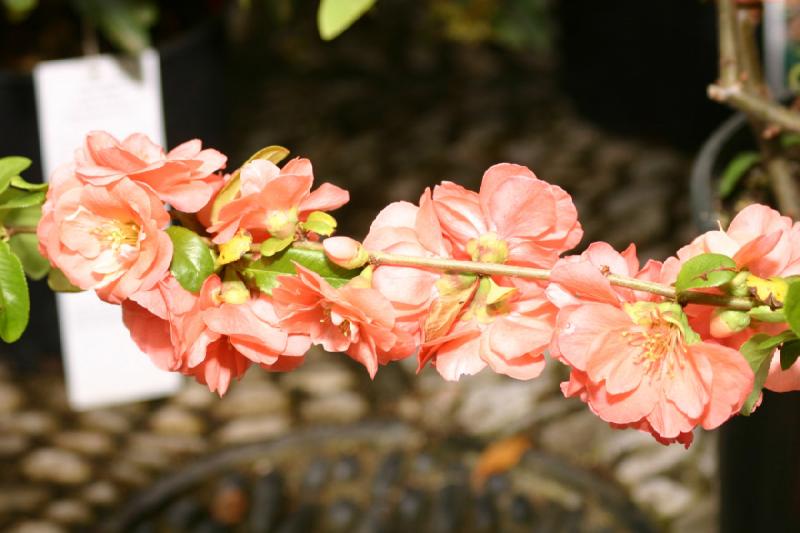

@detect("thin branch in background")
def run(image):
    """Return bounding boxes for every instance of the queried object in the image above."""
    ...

[711,0,800,218]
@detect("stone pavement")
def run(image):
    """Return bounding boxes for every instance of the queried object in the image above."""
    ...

[0,344,716,531]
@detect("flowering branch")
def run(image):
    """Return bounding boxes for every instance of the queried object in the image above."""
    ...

[14,130,800,450]
[365,248,755,309]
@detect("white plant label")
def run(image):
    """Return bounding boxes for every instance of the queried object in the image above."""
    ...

[33,50,182,410]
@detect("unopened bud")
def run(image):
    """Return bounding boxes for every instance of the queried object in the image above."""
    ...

[323,237,369,270]
[728,271,751,297]
[220,280,250,305]
[710,309,750,338]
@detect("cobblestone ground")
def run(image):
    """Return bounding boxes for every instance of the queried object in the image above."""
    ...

[0,44,714,531]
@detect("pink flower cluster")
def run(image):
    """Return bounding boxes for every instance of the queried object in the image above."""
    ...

[37,132,800,447]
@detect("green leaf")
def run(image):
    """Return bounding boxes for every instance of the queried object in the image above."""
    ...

[242,246,359,295]
[748,305,786,323]
[783,281,800,336]
[73,0,157,54]
[675,253,737,294]
[780,340,800,371]
[166,226,215,293]
[718,151,760,199]
[3,0,38,22]
[9,176,47,192]
[0,188,45,210]
[260,236,294,257]
[0,156,32,196]
[0,156,31,180]
[9,234,49,280]
[781,132,800,148]
[739,331,796,415]
[210,145,290,226]
[318,0,376,40]
[0,205,41,227]
[47,268,81,293]
[301,211,337,236]
[0,239,29,342]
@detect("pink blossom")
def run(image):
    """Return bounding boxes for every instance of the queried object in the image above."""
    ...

[431,163,583,267]
[419,279,556,381]
[555,302,753,446]
[37,167,172,304]
[662,204,800,392]
[122,275,198,371]
[271,264,398,377]
[208,158,349,244]
[668,204,800,279]
[75,131,227,213]
[550,243,754,445]
[123,274,310,395]
[362,190,450,361]
[406,164,583,381]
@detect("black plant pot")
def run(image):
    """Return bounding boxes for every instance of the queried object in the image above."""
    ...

[0,20,227,369]
[690,115,800,533]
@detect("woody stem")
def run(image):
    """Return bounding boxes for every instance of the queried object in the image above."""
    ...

[364,250,756,311]
[287,241,755,310]
[3,226,38,237]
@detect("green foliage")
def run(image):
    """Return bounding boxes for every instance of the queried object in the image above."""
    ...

[782,281,800,336]
[740,331,796,415]
[301,211,337,236]
[166,226,215,293]
[210,145,290,226]
[718,151,761,199]
[781,132,800,148]
[0,156,32,193]
[674,253,737,294]
[2,0,37,22]
[0,240,29,343]
[0,187,46,210]
[9,234,49,280]
[748,305,787,324]
[259,236,294,257]
[72,0,158,54]
[0,151,48,289]
[780,340,800,371]
[47,268,81,293]
[318,0,376,40]
[242,246,359,294]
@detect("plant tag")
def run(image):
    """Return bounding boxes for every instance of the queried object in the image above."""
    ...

[33,50,182,410]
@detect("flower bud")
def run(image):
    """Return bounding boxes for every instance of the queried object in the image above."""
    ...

[728,271,751,297]
[220,280,250,305]
[710,309,751,338]
[323,236,369,270]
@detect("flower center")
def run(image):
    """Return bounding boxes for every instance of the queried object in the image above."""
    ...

[622,306,688,378]
[466,232,508,263]
[460,277,516,324]
[265,209,298,239]
[96,220,140,249]
[322,307,355,339]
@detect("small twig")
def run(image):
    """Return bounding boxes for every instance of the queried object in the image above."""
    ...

[263,241,757,310]
[708,85,800,134]
[765,157,800,219]
[4,226,38,237]
[366,250,756,311]
[718,0,740,88]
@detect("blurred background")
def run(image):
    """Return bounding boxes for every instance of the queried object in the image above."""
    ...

[0,0,750,531]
